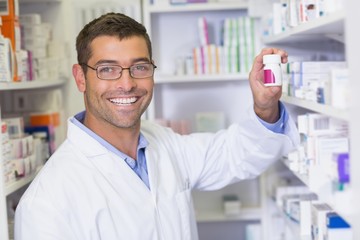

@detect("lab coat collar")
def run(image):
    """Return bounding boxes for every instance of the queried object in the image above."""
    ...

[67,116,155,196]
[67,117,109,157]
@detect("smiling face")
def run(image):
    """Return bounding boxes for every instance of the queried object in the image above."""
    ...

[73,35,154,133]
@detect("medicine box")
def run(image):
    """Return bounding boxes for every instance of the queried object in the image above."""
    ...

[0,0,19,21]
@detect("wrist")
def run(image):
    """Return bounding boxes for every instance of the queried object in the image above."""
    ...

[254,102,280,123]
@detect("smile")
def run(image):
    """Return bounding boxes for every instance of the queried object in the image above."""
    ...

[109,97,138,105]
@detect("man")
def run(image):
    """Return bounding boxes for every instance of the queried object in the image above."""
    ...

[14,13,299,239]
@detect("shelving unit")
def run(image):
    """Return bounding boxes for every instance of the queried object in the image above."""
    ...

[155,73,248,84]
[0,0,71,239]
[20,0,61,3]
[281,95,349,121]
[196,207,261,223]
[0,0,356,239]
[143,1,262,239]
[280,157,353,222]
[143,0,253,120]
[261,3,356,239]
[146,2,248,13]
[278,207,311,240]
[0,78,66,91]
[143,1,250,81]
[346,0,360,238]
[263,10,345,44]
[4,166,42,197]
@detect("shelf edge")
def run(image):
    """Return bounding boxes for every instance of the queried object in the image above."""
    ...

[5,166,43,196]
[147,2,248,13]
[196,207,262,223]
[0,78,66,91]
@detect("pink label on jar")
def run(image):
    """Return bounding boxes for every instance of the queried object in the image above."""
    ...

[264,69,276,84]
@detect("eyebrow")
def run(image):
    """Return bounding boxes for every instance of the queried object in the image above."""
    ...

[95,57,151,66]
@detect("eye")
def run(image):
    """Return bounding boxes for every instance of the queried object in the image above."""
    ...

[98,66,116,74]
[133,64,150,71]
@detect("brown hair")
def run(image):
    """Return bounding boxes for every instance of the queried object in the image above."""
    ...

[75,12,152,71]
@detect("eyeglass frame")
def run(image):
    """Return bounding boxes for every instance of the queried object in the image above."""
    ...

[80,62,157,80]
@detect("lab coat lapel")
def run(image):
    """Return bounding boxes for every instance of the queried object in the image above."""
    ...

[90,151,152,197]
[68,119,151,198]
[145,144,158,196]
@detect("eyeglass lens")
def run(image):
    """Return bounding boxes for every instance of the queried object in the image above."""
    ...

[97,63,155,80]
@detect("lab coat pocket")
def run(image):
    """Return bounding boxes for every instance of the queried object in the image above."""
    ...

[175,188,197,240]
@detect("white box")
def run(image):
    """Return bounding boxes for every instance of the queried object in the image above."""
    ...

[330,68,349,109]
[315,135,349,168]
[291,61,347,74]
[2,117,24,139]
[311,203,332,240]
[223,200,241,216]
[299,194,318,236]
[22,24,46,39]
[326,228,353,240]
[223,195,241,216]
[19,14,42,25]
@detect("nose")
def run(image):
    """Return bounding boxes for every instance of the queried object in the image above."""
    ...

[116,68,137,91]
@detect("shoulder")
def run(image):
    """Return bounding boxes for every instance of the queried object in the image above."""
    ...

[140,120,175,137]
[19,140,86,202]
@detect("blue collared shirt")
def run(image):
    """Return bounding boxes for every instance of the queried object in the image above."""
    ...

[257,101,288,134]
[71,102,288,189]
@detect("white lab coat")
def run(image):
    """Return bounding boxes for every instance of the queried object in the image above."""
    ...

[14,107,299,240]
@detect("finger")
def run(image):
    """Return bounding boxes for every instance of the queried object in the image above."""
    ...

[251,54,266,73]
[262,48,289,63]
[271,48,288,63]
[269,86,282,95]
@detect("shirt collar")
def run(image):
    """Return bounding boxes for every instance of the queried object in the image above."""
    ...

[71,111,148,158]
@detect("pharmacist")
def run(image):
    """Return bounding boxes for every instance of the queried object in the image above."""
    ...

[14,13,299,240]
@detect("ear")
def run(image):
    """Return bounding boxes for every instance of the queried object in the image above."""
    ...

[72,64,86,92]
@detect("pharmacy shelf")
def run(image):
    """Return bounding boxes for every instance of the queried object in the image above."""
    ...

[279,208,311,240]
[5,166,43,196]
[281,95,349,121]
[20,0,61,3]
[147,2,248,13]
[155,73,249,84]
[263,10,345,44]
[281,158,309,186]
[196,207,261,223]
[0,78,66,91]
[280,158,354,225]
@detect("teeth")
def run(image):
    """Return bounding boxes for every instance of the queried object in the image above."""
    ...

[110,97,137,105]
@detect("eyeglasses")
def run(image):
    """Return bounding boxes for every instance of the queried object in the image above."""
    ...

[81,63,157,80]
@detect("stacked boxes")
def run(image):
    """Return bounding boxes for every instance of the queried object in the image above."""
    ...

[0,0,21,81]
[20,13,68,81]
[292,113,349,190]
[1,121,14,183]
[284,61,347,105]
[264,0,345,36]
[325,212,353,240]
[190,16,259,76]
[1,116,52,185]
[0,0,20,51]
[19,13,51,81]
[0,23,13,83]
[275,185,353,238]
[1,117,34,183]
[0,5,67,82]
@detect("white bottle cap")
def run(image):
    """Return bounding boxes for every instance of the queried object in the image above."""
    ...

[263,54,281,64]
